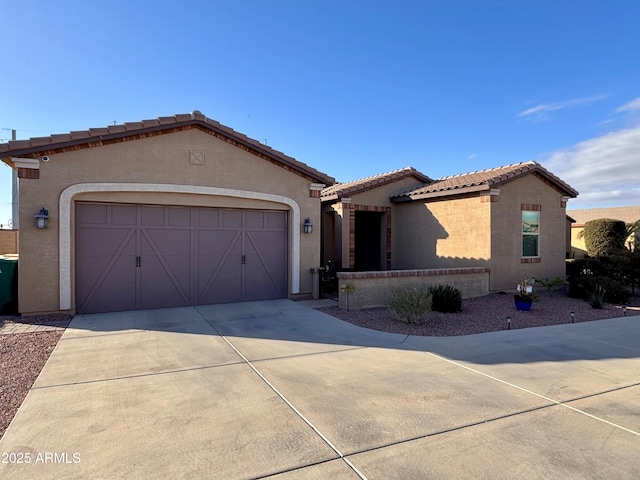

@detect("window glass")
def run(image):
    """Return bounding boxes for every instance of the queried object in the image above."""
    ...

[522,211,540,257]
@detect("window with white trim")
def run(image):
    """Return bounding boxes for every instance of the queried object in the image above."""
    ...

[522,210,540,257]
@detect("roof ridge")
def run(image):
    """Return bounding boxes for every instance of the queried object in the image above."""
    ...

[332,166,417,186]
[435,161,536,181]
[0,112,335,185]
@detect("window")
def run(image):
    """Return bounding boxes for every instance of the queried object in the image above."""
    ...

[522,211,540,257]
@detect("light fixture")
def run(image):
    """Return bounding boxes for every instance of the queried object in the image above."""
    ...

[35,207,49,229]
[303,218,313,234]
[570,311,575,323]
[506,316,511,330]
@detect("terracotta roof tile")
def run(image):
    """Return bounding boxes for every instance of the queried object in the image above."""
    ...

[70,130,92,140]
[30,136,53,147]
[321,167,432,199]
[0,112,335,185]
[50,134,72,142]
[392,161,578,200]
[107,125,127,134]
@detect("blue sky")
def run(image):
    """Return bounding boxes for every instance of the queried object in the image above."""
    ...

[2,0,640,227]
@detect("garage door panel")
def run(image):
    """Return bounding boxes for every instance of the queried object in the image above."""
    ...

[266,211,287,229]
[77,204,108,224]
[245,210,265,228]
[197,208,219,227]
[110,205,137,225]
[76,228,135,257]
[249,231,287,255]
[144,229,191,256]
[221,209,242,228]
[168,207,191,226]
[139,280,189,309]
[198,230,239,255]
[76,204,288,313]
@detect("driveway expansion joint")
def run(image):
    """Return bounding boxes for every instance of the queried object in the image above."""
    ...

[196,307,369,480]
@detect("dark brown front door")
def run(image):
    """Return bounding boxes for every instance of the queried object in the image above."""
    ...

[75,203,287,314]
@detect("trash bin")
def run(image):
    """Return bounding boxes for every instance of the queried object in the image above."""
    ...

[0,254,18,314]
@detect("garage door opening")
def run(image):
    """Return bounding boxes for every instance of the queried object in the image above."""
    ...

[75,203,288,314]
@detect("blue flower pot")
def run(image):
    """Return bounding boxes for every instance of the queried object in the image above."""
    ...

[515,299,532,311]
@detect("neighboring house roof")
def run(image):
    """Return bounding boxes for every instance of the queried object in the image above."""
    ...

[568,206,640,226]
[0,111,335,185]
[320,167,432,201]
[391,161,579,201]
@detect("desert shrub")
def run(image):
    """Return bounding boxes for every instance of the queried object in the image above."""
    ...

[428,284,462,313]
[583,219,627,256]
[580,276,608,309]
[602,277,631,304]
[389,288,432,325]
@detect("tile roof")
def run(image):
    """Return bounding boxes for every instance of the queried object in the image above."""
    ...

[0,111,335,185]
[391,161,578,201]
[568,206,640,225]
[320,167,432,200]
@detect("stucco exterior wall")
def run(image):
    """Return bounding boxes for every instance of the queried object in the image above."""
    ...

[337,268,490,309]
[0,230,18,254]
[392,195,491,270]
[570,226,587,258]
[490,175,568,290]
[17,128,322,314]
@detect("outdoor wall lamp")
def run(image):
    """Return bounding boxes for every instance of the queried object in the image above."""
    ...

[35,207,49,229]
[303,218,313,234]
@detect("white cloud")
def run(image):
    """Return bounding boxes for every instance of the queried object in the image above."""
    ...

[517,95,606,120]
[542,125,640,208]
[616,97,640,113]
[467,153,477,160]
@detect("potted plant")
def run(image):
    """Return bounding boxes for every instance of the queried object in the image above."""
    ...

[514,277,537,311]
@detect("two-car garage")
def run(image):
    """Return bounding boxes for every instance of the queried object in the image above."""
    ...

[1,112,333,315]
[75,202,288,314]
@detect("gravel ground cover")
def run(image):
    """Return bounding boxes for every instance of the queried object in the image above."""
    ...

[1,292,638,442]
[1,314,71,440]
[317,289,640,337]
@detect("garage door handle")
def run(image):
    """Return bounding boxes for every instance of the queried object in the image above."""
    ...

[136,256,141,268]
[241,254,246,265]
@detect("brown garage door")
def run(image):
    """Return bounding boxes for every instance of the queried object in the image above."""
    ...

[75,203,287,314]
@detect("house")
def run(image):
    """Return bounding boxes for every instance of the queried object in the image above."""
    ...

[568,206,640,258]
[322,162,578,307]
[0,112,334,314]
[0,112,578,314]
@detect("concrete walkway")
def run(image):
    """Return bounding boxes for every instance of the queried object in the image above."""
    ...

[0,300,639,479]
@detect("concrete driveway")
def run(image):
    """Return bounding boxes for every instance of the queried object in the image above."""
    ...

[1,299,639,479]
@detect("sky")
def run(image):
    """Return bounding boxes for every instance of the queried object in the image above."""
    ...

[2,0,640,227]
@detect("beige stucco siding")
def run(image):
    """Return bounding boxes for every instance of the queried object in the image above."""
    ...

[490,175,568,290]
[17,128,321,314]
[393,196,491,270]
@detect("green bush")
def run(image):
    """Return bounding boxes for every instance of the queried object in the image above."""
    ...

[567,257,631,304]
[583,219,627,256]
[428,284,462,313]
[389,288,432,325]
